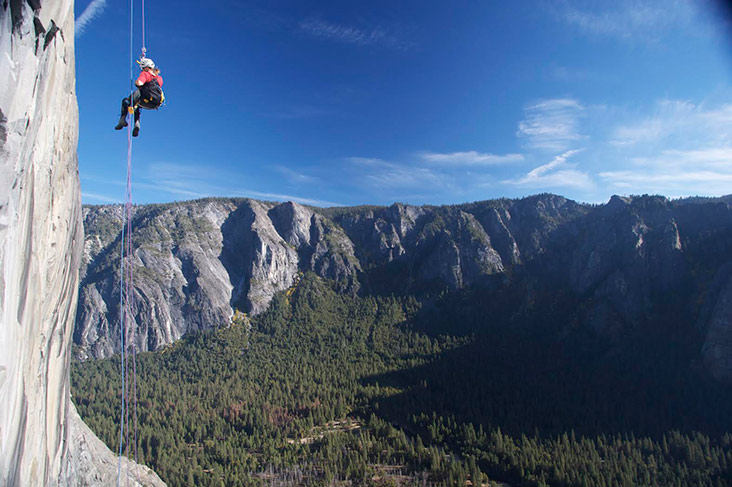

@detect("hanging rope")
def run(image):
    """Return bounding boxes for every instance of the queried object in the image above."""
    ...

[118,0,147,484]
[141,0,146,59]
[117,0,133,480]
[131,0,148,463]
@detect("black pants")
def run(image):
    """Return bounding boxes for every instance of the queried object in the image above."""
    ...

[120,89,143,122]
[120,89,160,121]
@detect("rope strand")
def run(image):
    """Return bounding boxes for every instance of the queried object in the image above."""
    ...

[141,0,146,57]
[119,0,143,483]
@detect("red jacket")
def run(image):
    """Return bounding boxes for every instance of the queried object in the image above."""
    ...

[136,71,163,87]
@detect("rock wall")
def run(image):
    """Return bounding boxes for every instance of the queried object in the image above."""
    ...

[76,199,362,359]
[0,1,164,485]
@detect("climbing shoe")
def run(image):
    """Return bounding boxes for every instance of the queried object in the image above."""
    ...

[132,120,140,137]
[114,115,128,130]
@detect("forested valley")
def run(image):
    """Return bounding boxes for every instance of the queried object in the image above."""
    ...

[72,273,732,486]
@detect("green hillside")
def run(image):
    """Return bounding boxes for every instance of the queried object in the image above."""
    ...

[72,274,732,486]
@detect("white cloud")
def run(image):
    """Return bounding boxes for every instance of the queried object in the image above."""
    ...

[517,98,585,152]
[81,191,120,204]
[299,17,412,50]
[556,0,699,42]
[502,149,594,190]
[600,147,732,196]
[611,101,732,147]
[632,147,732,169]
[527,149,583,177]
[419,151,524,166]
[347,156,444,189]
[597,97,732,198]
[600,170,732,196]
[347,157,390,167]
[241,191,340,207]
[274,165,319,185]
[139,162,340,206]
[135,180,207,199]
[75,0,107,37]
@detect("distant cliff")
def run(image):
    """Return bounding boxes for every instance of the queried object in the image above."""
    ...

[0,1,164,485]
[76,194,732,382]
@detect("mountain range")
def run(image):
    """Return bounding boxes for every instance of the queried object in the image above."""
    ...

[75,193,732,384]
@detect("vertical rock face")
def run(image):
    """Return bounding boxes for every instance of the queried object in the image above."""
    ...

[0,1,81,483]
[0,1,165,485]
[76,199,363,359]
[77,200,236,360]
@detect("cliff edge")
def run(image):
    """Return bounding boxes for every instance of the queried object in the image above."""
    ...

[0,1,163,485]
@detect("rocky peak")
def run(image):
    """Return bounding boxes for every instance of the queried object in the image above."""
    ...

[385,202,426,237]
[268,200,314,247]
[414,208,504,288]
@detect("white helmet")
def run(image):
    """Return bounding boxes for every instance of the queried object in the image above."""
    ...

[137,58,155,69]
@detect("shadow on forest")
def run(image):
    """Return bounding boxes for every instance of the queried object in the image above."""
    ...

[360,323,732,442]
[351,201,732,443]
[358,272,732,441]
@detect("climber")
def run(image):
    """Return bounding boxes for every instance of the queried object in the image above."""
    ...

[114,57,164,137]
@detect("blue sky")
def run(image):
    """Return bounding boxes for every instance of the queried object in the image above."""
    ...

[75,0,732,207]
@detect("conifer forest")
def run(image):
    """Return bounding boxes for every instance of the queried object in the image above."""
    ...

[72,273,732,486]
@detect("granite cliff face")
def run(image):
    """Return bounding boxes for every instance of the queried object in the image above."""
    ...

[0,1,164,485]
[76,199,360,359]
[77,194,732,383]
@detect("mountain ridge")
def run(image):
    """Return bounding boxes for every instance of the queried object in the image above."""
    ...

[75,193,732,384]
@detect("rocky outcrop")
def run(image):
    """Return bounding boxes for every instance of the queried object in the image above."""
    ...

[566,195,686,327]
[63,403,165,486]
[330,203,504,291]
[0,1,164,485]
[268,201,359,292]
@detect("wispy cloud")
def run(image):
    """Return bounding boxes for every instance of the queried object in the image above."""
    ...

[274,165,319,185]
[611,100,732,147]
[347,157,444,189]
[600,170,732,196]
[600,147,732,196]
[517,98,585,152]
[555,0,698,42]
[139,162,339,207]
[502,149,594,190]
[653,147,732,169]
[75,0,107,37]
[81,191,120,204]
[299,17,412,50]
[419,151,524,166]
[242,191,341,207]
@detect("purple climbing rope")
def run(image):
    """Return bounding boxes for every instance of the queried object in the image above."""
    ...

[117,0,133,480]
[118,0,143,484]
